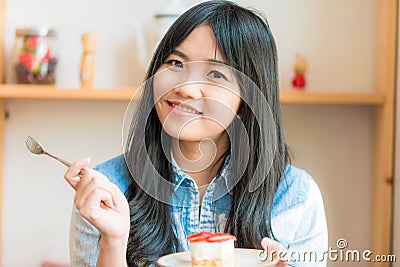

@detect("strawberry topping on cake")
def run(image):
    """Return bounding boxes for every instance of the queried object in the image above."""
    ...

[187,232,236,267]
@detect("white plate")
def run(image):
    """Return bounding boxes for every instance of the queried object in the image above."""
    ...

[157,248,279,267]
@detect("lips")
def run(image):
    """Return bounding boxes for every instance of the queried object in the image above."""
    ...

[168,101,203,115]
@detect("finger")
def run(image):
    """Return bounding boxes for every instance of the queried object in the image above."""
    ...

[261,237,272,251]
[76,168,96,193]
[276,260,288,267]
[75,175,115,210]
[75,168,110,204]
[108,182,128,211]
[64,158,91,190]
[76,168,110,193]
[261,238,288,266]
[78,188,115,221]
[90,169,110,182]
[261,237,285,250]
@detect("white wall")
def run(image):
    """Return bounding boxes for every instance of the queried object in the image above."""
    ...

[282,104,374,253]
[3,100,127,266]
[3,1,376,266]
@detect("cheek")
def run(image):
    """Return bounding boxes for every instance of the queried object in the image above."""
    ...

[153,68,185,103]
[154,101,165,124]
[153,72,169,104]
[204,93,241,128]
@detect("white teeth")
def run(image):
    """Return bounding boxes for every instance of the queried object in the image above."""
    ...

[172,103,200,114]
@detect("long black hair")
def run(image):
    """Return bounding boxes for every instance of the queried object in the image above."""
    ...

[124,1,289,266]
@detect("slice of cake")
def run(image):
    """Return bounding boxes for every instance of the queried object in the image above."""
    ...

[187,232,237,267]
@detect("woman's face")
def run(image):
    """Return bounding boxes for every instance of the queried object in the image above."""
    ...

[154,25,241,142]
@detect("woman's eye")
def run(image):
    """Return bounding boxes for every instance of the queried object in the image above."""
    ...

[165,59,183,68]
[208,70,227,80]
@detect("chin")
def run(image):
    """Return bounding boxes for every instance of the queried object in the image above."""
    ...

[162,122,225,142]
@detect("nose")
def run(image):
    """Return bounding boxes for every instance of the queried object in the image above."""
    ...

[175,83,204,99]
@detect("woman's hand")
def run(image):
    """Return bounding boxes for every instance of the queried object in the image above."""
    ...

[64,158,130,244]
[261,237,288,267]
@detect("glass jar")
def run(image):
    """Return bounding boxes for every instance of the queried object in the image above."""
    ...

[11,27,57,84]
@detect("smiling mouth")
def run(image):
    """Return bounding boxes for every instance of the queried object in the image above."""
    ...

[167,101,203,115]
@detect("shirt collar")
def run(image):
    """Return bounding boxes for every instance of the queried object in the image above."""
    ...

[170,151,232,194]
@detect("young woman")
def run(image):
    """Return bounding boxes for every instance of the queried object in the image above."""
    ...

[64,1,328,266]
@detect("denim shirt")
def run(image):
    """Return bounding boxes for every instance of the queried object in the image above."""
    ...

[69,155,328,266]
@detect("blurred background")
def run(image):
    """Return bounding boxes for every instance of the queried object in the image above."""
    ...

[1,0,398,266]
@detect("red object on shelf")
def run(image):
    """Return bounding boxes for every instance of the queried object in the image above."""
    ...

[291,54,307,90]
[13,27,57,84]
[292,73,306,89]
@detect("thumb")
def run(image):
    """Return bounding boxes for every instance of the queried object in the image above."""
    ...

[260,237,288,266]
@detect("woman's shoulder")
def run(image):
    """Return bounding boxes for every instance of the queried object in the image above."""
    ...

[94,154,131,194]
[272,164,322,218]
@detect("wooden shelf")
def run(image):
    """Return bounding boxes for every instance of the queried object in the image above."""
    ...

[0,84,385,105]
[280,91,385,105]
[0,84,139,100]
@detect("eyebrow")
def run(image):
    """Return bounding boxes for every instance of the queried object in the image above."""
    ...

[170,49,228,65]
